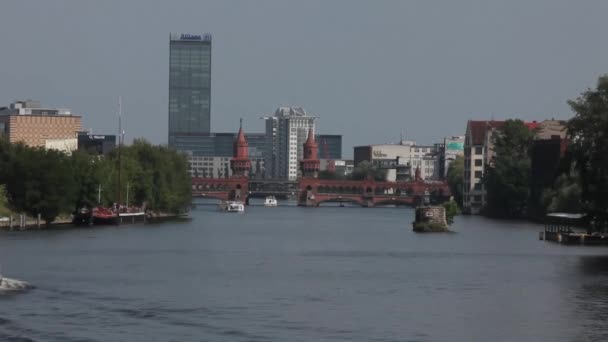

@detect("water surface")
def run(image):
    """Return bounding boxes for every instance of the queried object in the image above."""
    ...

[1,203,608,341]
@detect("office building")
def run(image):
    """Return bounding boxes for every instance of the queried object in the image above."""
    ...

[353,140,441,181]
[168,33,212,151]
[264,107,316,180]
[0,100,81,152]
[77,132,116,155]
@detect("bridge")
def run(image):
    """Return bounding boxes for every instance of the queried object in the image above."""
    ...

[190,122,451,207]
[298,178,450,207]
[192,177,450,207]
[247,180,299,199]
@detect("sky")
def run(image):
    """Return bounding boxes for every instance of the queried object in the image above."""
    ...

[1,0,607,157]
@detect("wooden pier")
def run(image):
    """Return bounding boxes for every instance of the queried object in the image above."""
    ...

[539,213,608,245]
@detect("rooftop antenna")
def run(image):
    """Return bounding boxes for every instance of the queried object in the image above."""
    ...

[240,117,243,129]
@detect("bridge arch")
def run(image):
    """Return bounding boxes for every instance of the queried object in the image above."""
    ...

[316,196,365,206]
[374,197,415,207]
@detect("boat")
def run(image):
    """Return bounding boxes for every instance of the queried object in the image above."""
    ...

[72,206,93,225]
[0,265,32,292]
[264,196,278,207]
[224,201,245,212]
[92,205,118,225]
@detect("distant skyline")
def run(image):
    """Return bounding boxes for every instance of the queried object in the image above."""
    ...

[1,0,607,157]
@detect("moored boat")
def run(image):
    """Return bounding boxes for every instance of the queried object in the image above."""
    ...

[92,206,118,225]
[264,196,278,207]
[224,201,245,212]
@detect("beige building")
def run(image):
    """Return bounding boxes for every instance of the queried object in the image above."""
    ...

[0,100,81,150]
[462,119,567,214]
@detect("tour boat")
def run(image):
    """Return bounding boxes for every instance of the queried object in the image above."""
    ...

[264,196,278,207]
[225,201,245,212]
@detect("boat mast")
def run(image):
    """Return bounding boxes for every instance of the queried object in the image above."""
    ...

[117,96,122,205]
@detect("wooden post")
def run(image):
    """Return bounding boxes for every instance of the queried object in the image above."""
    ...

[37,214,41,229]
[9,215,13,231]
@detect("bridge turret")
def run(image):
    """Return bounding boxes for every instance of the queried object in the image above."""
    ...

[230,119,251,177]
[300,128,320,178]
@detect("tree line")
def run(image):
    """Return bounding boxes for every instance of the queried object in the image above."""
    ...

[446,74,608,231]
[0,139,192,224]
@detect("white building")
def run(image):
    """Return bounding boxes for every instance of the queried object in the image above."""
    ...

[353,141,441,181]
[264,107,316,180]
[187,155,264,178]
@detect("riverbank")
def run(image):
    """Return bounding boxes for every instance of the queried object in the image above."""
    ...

[0,212,189,231]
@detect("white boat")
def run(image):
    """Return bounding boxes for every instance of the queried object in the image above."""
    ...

[0,266,32,292]
[264,196,278,207]
[225,201,245,212]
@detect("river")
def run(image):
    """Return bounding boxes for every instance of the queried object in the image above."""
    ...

[1,202,608,341]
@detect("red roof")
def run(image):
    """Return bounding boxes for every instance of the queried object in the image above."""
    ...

[467,120,504,145]
[467,120,539,145]
[524,121,540,130]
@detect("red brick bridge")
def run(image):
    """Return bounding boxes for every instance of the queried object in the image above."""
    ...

[190,124,451,207]
[298,178,449,207]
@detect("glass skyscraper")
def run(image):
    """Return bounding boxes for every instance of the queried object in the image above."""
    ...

[168,33,212,150]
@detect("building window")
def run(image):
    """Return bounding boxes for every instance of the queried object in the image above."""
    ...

[473,195,482,202]
[475,147,483,155]
[474,183,482,191]
[474,171,482,178]
[474,159,482,166]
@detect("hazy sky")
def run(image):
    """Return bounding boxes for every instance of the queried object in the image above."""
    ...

[1,1,607,157]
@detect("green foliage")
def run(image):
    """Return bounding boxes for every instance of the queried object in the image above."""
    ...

[442,200,461,225]
[105,139,192,213]
[483,119,535,218]
[446,156,464,208]
[0,138,192,225]
[0,185,9,216]
[542,171,582,214]
[350,161,386,181]
[318,170,346,180]
[567,75,608,230]
[0,142,77,224]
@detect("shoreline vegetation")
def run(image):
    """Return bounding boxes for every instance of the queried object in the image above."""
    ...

[445,74,608,232]
[0,139,192,228]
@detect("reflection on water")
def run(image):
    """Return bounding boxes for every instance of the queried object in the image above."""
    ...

[574,256,608,341]
[1,206,608,341]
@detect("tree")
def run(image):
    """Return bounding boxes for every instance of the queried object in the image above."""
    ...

[0,144,78,224]
[567,75,608,230]
[442,200,460,225]
[483,119,535,218]
[0,185,9,216]
[106,139,191,213]
[318,170,345,180]
[446,155,464,208]
[542,171,582,214]
[350,161,386,181]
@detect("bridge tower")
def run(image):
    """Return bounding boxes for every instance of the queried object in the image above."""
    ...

[300,128,320,178]
[230,119,251,177]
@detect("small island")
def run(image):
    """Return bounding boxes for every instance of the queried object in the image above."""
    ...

[412,205,452,232]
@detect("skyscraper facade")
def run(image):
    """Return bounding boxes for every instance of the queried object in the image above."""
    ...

[168,33,212,150]
[264,107,316,180]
